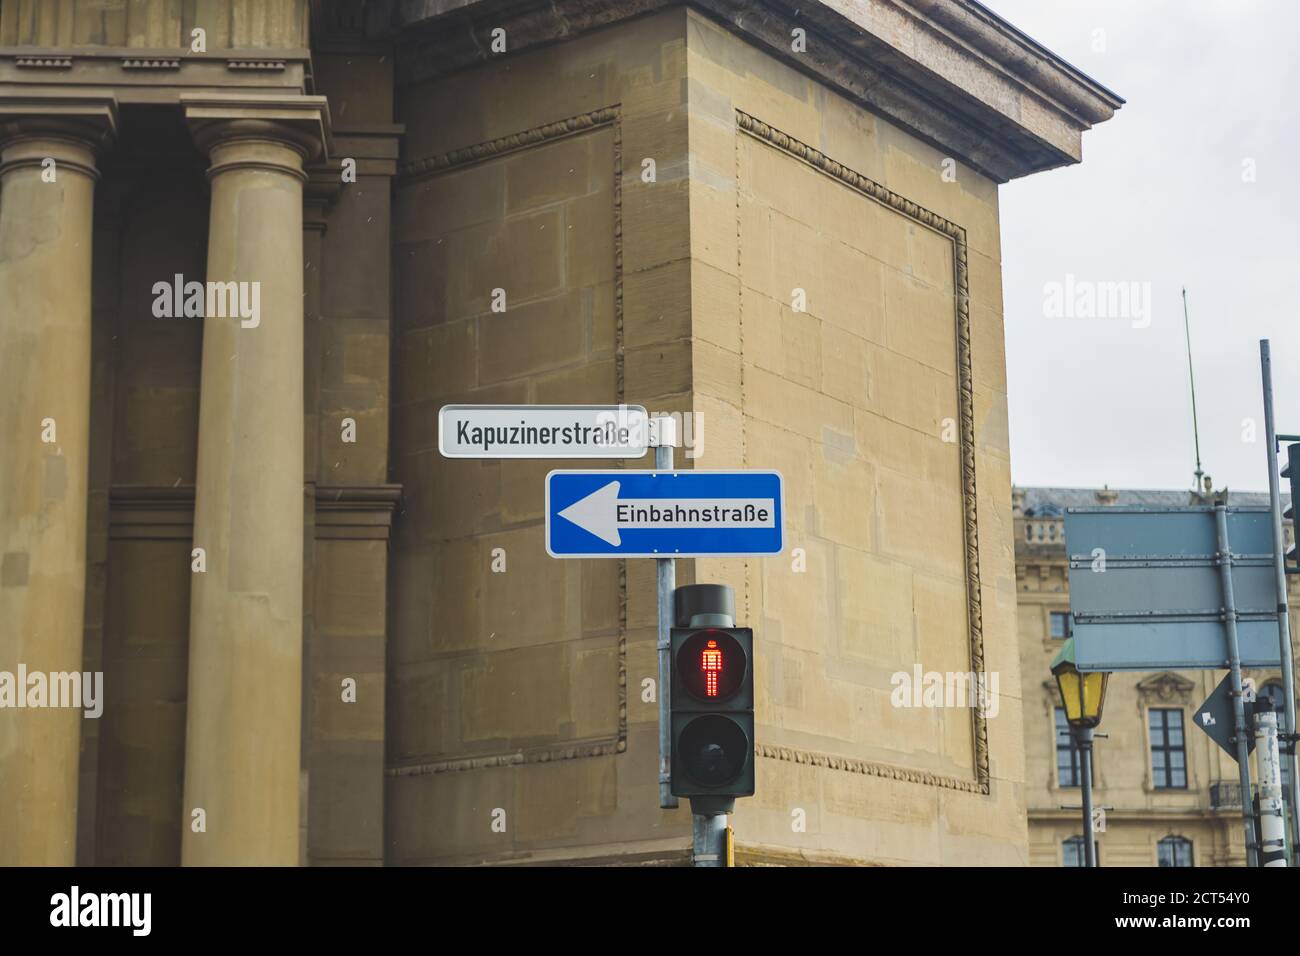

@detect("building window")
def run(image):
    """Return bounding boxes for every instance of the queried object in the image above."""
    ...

[1063,836,1098,867]
[1157,835,1194,867]
[1049,611,1072,639]
[1257,683,1292,797]
[1056,707,1083,787]
[1149,708,1187,789]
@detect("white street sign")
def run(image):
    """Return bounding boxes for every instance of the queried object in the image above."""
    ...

[438,404,649,459]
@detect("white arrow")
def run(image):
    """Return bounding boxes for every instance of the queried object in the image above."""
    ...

[1202,713,1215,726]
[557,480,777,547]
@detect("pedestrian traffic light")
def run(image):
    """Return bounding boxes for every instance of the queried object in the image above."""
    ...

[1282,443,1300,568]
[670,586,754,805]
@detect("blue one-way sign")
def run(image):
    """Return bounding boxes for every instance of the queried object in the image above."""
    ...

[546,470,784,558]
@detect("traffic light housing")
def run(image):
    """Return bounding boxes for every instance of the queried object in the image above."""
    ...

[1283,443,1300,568]
[670,624,755,802]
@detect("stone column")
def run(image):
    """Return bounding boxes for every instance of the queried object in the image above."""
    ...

[180,98,327,865]
[0,100,115,866]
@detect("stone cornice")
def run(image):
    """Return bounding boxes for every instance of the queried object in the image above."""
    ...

[0,47,311,104]
[389,0,1122,181]
[897,0,1122,124]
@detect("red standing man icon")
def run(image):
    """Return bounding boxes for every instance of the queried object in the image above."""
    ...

[701,638,723,698]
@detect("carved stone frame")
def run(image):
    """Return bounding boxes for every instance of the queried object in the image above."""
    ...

[736,110,989,795]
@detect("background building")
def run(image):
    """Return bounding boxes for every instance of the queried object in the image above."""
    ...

[1015,485,1298,867]
[0,0,1119,866]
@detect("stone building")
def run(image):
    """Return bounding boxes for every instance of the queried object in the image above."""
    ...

[0,0,1119,866]
[1015,486,1298,867]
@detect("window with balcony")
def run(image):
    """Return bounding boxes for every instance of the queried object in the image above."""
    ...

[1149,708,1187,789]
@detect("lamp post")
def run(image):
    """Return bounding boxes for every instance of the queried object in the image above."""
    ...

[1052,638,1109,867]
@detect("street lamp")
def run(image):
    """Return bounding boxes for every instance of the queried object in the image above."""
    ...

[1052,638,1109,867]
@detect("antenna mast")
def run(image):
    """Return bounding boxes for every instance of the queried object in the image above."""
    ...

[1182,287,1205,493]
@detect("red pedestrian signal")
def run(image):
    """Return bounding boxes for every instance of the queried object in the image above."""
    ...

[676,630,745,703]
[670,624,753,799]
[702,639,722,697]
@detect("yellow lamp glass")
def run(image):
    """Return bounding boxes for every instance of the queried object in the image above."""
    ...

[1054,662,1108,728]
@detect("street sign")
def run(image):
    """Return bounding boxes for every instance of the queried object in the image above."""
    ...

[546,470,784,558]
[1065,506,1283,671]
[438,404,649,459]
[1194,673,1258,760]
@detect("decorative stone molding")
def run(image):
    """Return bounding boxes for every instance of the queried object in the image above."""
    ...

[737,110,989,795]
[1024,515,1065,546]
[397,106,618,181]
[15,56,71,68]
[388,106,628,779]
[0,48,312,101]
[1136,672,1196,705]
[121,58,179,70]
[388,737,626,778]
[756,744,987,795]
[227,59,288,71]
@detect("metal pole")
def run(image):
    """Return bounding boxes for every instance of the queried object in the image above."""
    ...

[1183,288,1205,493]
[1255,701,1288,866]
[1259,340,1300,856]
[1216,504,1259,866]
[681,587,736,867]
[1077,725,1097,867]
[692,813,727,867]
[655,420,678,810]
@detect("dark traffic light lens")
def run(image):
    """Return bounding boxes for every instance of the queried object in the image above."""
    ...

[676,630,745,703]
[678,715,748,787]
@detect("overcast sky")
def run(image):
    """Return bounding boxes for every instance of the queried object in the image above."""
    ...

[980,0,1300,493]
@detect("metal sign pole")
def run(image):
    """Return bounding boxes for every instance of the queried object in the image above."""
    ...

[1216,504,1260,867]
[1259,340,1300,856]
[655,419,679,810]
[1255,702,1288,865]
[692,812,727,867]
[1077,726,1097,866]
